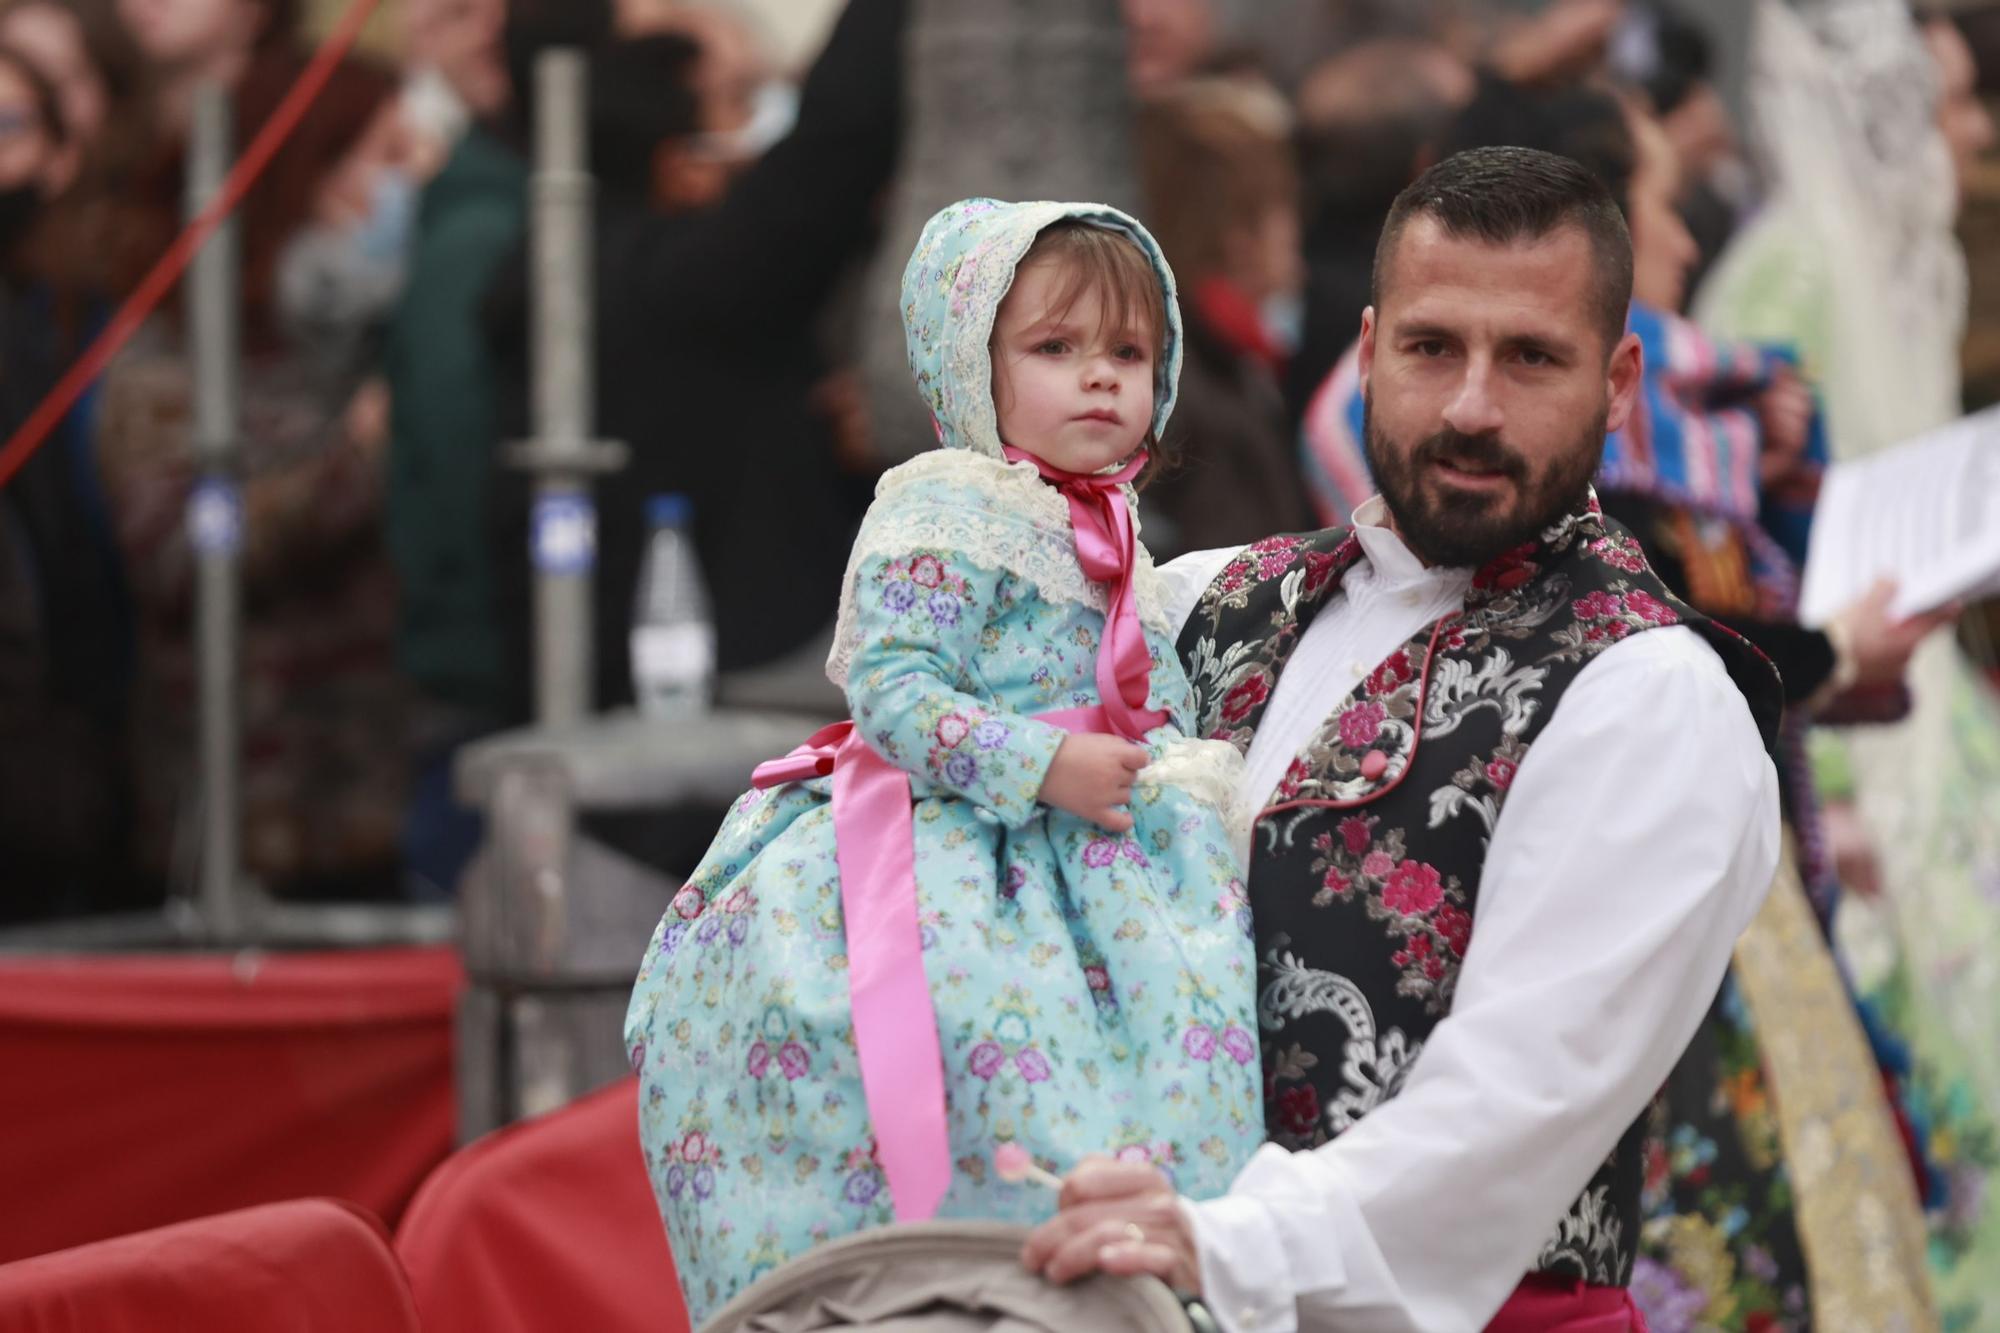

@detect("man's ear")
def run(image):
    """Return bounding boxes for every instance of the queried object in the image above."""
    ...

[1603,329,1643,435]
[1357,305,1377,396]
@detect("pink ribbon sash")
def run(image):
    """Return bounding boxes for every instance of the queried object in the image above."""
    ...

[745,452,1166,1220]
[750,703,1164,1222]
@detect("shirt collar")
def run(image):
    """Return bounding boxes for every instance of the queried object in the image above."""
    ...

[1350,495,1475,595]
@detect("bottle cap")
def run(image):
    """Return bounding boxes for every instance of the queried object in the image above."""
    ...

[646,493,694,527]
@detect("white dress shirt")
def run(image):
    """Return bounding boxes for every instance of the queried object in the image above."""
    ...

[1157,498,1782,1333]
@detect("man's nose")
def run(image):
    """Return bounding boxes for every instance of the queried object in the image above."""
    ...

[1442,361,1504,437]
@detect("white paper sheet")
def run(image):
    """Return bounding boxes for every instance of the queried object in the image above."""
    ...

[1798,405,2000,627]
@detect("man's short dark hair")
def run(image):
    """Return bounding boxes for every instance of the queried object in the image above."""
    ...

[1370,145,1634,354]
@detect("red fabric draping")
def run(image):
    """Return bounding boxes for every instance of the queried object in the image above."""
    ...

[0,948,461,1264]
[0,1197,422,1333]
[397,1075,690,1333]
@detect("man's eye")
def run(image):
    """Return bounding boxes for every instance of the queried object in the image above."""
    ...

[1517,348,1553,368]
[1413,340,1448,358]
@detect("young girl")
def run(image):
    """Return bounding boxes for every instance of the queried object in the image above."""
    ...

[625,199,1262,1320]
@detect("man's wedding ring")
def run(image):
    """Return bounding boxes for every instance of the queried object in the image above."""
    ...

[1121,1222,1146,1246]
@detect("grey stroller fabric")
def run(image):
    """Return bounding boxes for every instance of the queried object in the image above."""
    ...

[698,1222,1193,1333]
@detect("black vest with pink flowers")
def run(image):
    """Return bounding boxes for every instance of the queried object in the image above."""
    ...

[1175,496,1781,1287]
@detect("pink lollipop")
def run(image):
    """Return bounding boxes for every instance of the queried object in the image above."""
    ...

[993,1142,1065,1191]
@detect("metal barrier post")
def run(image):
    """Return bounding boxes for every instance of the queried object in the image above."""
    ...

[187,81,244,942]
[460,46,629,1136]
[512,49,625,727]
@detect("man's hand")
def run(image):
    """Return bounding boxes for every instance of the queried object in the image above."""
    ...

[1019,1158,1202,1294]
[1038,735,1149,833]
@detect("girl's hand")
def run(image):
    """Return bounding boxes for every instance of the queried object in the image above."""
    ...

[1039,734,1150,832]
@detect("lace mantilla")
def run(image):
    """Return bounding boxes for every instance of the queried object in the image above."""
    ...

[826,451,1173,688]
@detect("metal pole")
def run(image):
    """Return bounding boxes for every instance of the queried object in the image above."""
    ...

[186,81,243,941]
[522,50,623,728]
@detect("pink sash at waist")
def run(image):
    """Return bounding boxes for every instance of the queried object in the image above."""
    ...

[749,702,1168,1222]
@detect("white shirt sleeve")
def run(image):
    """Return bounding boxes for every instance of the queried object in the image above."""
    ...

[1185,625,1783,1333]
[1157,545,1247,635]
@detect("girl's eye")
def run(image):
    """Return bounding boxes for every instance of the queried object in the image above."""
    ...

[1036,339,1068,355]
[1113,344,1144,362]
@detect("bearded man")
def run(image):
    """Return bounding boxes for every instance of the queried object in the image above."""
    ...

[1023,146,1784,1332]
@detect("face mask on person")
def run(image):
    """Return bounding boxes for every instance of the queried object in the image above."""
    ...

[353,168,417,264]
[688,79,797,165]
[276,171,415,350]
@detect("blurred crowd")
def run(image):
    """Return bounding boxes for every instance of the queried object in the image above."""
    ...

[1,0,1999,1324]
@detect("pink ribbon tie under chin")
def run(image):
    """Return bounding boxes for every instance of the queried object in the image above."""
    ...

[743,446,1167,1223]
[1001,446,1158,742]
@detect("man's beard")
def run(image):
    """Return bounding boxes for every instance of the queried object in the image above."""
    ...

[1361,395,1605,569]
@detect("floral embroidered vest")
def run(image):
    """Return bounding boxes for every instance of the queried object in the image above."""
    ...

[1175,497,1783,1287]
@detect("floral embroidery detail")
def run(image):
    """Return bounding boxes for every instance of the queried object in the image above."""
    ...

[1556,585,1685,653]
[967,1042,1005,1080]
[1220,1026,1257,1066]
[873,549,973,636]
[1366,649,1416,695]
[1338,815,1376,856]
[1434,904,1472,957]
[1305,822,1471,1010]
[1590,533,1648,574]
[1277,1083,1320,1139]
[1259,756,1303,803]
[1220,671,1271,725]
[1302,549,1341,596]
[1337,701,1386,749]
[1473,540,1541,594]
[1382,860,1444,916]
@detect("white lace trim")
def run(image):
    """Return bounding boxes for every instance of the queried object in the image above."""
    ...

[1140,736,1253,870]
[826,451,1174,687]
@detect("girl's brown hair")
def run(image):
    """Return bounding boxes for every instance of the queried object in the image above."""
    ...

[1000,219,1178,483]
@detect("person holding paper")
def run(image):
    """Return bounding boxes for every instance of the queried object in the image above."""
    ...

[1696,1,2000,1323]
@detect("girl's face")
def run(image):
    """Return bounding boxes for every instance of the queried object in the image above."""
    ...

[990,259,1155,474]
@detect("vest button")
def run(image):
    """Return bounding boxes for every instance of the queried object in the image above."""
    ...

[1360,749,1388,780]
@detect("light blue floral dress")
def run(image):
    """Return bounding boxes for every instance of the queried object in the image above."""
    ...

[625,200,1262,1322]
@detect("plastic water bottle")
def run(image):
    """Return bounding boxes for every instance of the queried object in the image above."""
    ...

[631,493,715,718]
